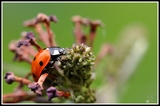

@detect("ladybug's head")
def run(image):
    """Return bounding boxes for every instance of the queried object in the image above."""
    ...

[58,48,66,55]
[48,47,66,57]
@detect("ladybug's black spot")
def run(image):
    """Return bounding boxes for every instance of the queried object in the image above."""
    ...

[39,61,43,66]
[32,73,36,78]
[33,57,36,61]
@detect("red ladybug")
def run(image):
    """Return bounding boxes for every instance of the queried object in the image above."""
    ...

[31,47,66,82]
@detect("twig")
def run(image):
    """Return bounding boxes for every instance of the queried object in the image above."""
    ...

[95,44,113,66]
[72,15,86,44]
[89,20,103,48]
[3,91,36,103]
[4,72,32,85]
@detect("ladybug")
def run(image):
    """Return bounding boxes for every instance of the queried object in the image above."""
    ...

[31,47,66,82]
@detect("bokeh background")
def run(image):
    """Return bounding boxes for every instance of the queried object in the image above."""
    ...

[2,2,158,103]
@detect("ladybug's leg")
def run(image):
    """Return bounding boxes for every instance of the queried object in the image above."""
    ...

[49,60,55,67]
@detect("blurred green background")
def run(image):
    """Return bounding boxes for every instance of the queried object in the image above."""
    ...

[2,2,157,103]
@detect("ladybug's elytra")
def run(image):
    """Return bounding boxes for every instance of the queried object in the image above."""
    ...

[31,47,66,82]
